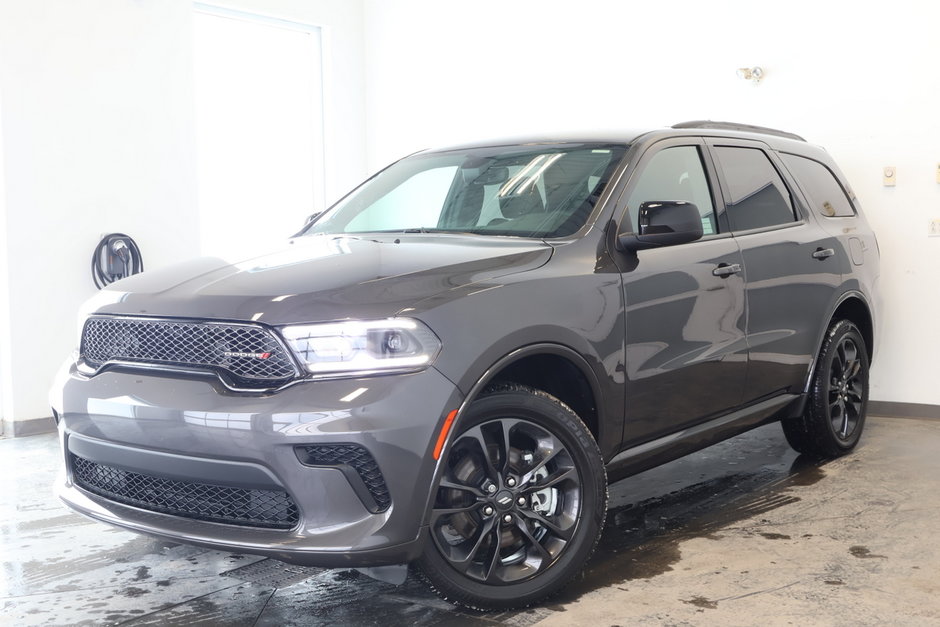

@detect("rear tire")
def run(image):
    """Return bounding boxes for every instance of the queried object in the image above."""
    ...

[417,383,607,610]
[782,320,869,456]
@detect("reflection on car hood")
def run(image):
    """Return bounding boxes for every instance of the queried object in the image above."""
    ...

[88,235,553,324]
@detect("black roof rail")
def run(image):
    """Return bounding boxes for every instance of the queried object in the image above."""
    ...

[672,120,806,142]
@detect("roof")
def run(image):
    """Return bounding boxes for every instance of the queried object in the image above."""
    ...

[425,121,813,155]
[429,130,648,152]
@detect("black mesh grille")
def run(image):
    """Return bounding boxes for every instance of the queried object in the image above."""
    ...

[70,454,299,529]
[296,444,391,512]
[81,316,296,388]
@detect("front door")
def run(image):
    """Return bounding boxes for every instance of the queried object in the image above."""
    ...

[615,139,748,447]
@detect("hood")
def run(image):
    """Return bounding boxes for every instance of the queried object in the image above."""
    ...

[88,235,553,324]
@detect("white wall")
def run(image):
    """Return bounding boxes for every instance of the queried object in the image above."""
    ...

[363,0,940,406]
[0,94,8,427]
[0,0,201,433]
[0,0,367,433]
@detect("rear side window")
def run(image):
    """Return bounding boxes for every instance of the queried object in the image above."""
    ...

[781,153,856,217]
[713,146,796,231]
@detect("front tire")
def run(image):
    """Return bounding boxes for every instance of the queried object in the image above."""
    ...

[417,383,607,610]
[783,320,869,456]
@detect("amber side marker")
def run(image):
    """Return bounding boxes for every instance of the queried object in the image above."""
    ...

[433,409,459,460]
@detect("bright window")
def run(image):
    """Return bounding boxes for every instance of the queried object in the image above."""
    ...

[193,6,324,258]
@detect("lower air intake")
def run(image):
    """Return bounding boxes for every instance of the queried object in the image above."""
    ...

[70,454,299,530]
[295,444,391,513]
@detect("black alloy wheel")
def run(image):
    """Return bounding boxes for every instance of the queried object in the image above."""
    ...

[783,319,869,456]
[418,383,607,610]
[828,335,865,440]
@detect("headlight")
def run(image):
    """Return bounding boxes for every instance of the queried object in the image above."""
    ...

[280,318,442,376]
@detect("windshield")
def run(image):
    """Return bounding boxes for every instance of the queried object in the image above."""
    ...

[302,143,628,239]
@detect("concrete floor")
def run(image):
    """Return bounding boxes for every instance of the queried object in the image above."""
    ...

[2,414,939,626]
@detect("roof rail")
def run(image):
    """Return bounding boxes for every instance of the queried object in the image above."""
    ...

[672,120,806,142]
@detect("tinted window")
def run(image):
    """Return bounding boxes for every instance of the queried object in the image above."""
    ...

[714,146,795,231]
[781,153,856,217]
[624,146,717,235]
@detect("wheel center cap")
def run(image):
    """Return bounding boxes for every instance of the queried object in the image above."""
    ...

[493,490,515,511]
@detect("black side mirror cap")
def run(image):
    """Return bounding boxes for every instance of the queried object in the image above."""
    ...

[617,201,704,251]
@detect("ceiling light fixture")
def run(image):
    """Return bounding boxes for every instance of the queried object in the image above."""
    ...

[737,66,764,84]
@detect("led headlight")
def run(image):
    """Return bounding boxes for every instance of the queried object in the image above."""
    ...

[280,318,442,376]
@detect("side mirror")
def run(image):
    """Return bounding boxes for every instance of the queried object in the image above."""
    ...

[618,201,704,251]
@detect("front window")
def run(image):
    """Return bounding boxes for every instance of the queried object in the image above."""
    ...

[302,144,627,239]
[623,146,718,236]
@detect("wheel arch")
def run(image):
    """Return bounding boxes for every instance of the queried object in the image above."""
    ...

[803,291,875,394]
[419,344,609,528]
[460,344,605,452]
[831,295,874,363]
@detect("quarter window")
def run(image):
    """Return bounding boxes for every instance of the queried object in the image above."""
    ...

[624,146,717,236]
[780,154,856,217]
[713,147,796,231]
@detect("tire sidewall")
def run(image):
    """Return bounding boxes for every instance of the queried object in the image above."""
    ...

[813,321,869,451]
[418,385,606,608]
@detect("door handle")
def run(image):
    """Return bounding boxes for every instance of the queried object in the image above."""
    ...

[812,247,835,260]
[712,262,742,277]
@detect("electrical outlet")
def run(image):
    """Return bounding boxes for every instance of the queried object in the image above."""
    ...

[930,219,940,237]
[883,166,896,186]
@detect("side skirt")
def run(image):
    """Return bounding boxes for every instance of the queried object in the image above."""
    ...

[606,394,804,484]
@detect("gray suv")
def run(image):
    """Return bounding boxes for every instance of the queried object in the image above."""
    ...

[51,121,879,609]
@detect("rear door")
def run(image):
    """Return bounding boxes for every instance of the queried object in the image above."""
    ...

[616,138,748,446]
[706,139,842,402]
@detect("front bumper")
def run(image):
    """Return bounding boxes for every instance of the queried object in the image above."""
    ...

[50,362,462,566]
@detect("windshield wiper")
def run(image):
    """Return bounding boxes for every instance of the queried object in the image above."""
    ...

[349,228,486,237]
[399,228,482,236]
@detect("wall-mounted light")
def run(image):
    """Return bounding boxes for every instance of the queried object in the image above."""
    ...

[737,66,764,84]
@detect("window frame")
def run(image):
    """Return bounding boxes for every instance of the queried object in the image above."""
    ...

[614,137,730,241]
[704,138,807,236]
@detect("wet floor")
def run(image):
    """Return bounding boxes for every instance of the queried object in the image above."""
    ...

[2,415,939,626]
